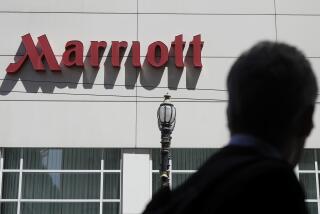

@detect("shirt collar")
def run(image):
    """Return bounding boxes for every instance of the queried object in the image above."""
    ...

[229,134,283,160]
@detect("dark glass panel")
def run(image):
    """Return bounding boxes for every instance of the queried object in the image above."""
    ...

[103,173,120,199]
[3,148,20,169]
[307,202,318,214]
[22,173,100,199]
[152,149,217,170]
[103,149,121,170]
[0,203,17,214]
[299,149,315,170]
[299,173,317,199]
[172,173,192,189]
[152,173,161,195]
[21,203,99,214]
[2,173,19,199]
[103,203,120,214]
[23,148,101,170]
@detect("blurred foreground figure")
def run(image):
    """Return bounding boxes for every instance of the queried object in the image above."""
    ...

[143,41,318,214]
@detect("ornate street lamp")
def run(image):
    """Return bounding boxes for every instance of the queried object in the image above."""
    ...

[157,94,176,188]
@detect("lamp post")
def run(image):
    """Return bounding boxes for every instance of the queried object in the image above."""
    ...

[157,94,176,188]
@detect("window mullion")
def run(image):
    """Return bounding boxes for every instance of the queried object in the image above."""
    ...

[0,148,3,200]
[314,150,320,214]
[16,158,23,214]
[100,159,104,214]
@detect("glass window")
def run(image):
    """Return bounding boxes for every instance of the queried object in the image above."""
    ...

[152,149,160,170]
[299,173,317,199]
[171,149,217,170]
[3,148,20,169]
[152,173,160,194]
[152,148,216,170]
[299,149,315,170]
[103,173,120,199]
[306,202,318,214]
[172,173,192,189]
[22,173,100,199]
[104,149,121,170]
[103,203,119,214]
[1,148,121,214]
[23,148,101,170]
[21,203,99,214]
[0,203,17,214]
[316,150,320,170]
[2,173,19,199]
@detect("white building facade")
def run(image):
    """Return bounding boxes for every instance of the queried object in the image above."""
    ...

[0,0,320,213]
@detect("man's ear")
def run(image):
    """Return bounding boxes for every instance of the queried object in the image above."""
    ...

[296,105,315,138]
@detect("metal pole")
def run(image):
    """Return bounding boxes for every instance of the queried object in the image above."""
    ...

[160,129,172,188]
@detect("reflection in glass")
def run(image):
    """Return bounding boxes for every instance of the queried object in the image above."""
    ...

[172,149,217,170]
[104,149,121,169]
[103,203,120,214]
[172,173,191,189]
[23,149,102,170]
[61,149,101,169]
[152,149,161,170]
[0,203,17,214]
[152,149,217,170]
[22,173,100,199]
[307,202,318,214]
[299,173,317,199]
[299,149,315,170]
[103,173,120,199]
[152,173,161,194]
[3,148,20,169]
[21,203,99,214]
[2,173,19,199]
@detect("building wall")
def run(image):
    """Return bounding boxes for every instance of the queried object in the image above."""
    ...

[0,0,320,148]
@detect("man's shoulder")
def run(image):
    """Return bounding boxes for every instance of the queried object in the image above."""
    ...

[191,145,295,190]
[172,145,296,200]
[194,144,291,181]
[175,146,305,213]
[143,145,307,214]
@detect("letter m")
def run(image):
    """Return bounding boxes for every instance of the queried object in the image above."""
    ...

[6,33,61,73]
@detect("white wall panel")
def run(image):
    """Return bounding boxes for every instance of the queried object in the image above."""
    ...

[0,0,136,13]
[137,86,227,103]
[309,58,320,87]
[276,0,320,14]
[0,102,136,147]
[0,13,137,56]
[0,53,137,147]
[277,16,320,57]
[136,101,228,148]
[122,151,151,214]
[138,14,276,57]
[139,0,274,14]
[1,0,320,149]
[308,59,320,148]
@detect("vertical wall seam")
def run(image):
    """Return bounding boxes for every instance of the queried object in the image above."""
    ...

[135,0,139,148]
[273,0,278,41]
[137,0,139,41]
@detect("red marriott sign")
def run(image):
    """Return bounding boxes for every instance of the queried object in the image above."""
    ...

[6,34,203,73]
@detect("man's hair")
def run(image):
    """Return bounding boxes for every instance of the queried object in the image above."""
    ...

[227,41,318,143]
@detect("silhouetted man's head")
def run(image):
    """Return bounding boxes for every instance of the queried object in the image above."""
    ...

[227,41,318,165]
